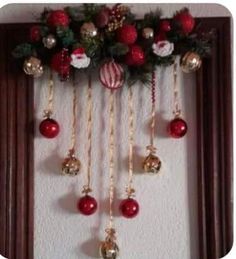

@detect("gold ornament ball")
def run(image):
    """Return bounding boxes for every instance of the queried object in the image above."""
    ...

[62,155,81,176]
[100,240,119,259]
[23,57,44,77]
[42,34,57,49]
[80,22,98,38]
[143,153,161,174]
[142,27,154,39]
[180,51,202,73]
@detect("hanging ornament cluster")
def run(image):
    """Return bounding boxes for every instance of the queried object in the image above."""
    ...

[13,4,212,85]
[15,3,214,259]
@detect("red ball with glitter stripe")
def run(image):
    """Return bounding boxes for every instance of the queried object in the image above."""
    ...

[99,61,124,90]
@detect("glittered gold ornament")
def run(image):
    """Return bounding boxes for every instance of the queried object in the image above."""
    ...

[100,240,119,259]
[142,27,154,39]
[180,51,202,73]
[143,153,161,174]
[42,34,57,49]
[23,56,43,77]
[80,22,98,38]
[62,149,81,176]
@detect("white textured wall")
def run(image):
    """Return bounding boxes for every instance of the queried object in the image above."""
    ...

[1,3,230,259]
[34,63,198,259]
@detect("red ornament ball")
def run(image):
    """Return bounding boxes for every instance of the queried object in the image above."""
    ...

[174,9,195,34]
[77,195,98,216]
[117,24,137,45]
[125,45,145,66]
[39,118,60,138]
[168,117,188,138]
[120,198,139,218]
[30,26,41,42]
[160,20,171,32]
[47,10,70,27]
[99,61,124,89]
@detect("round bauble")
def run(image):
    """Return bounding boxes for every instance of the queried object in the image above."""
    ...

[30,25,41,42]
[125,45,145,66]
[174,9,195,34]
[120,198,139,218]
[23,57,44,77]
[62,152,81,176]
[42,34,57,49]
[160,20,171,32]
[47,10,70,27]
[100,240,119,259]
[168,117,187,138]
[117,24,137,45]
[99,61,124,89]
[180,51,202,73]
[142,27,154,39]
[143,153,161,174]
[80,22,98,38]
[77,195,98,216]
[39,118,60,138]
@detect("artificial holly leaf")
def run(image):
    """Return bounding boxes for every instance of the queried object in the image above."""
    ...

[108,43,129,57]
[12,43,34,58]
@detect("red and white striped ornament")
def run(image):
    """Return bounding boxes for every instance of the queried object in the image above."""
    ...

[99,61,124,90]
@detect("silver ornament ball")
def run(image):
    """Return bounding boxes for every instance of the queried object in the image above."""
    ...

[142,27,154,39]
[43,34,57,49]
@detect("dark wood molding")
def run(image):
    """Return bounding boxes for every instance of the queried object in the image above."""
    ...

[196,17,233,259]
[0,18,233,259]
[0,24,34,259]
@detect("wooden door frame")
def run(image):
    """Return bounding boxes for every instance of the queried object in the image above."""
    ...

[0,17,233,259]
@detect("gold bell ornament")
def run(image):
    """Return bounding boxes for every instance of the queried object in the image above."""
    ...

[143,146,161,174]
[180,51,202,73]
[100,228,119,259]
[23,56,43,77]
[62,149,81,176]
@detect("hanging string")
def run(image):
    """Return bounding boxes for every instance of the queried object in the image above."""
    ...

[126,85,135,197]
[108,90,115,231]
[173,60,181,117]
[83,75,93,194]
[70,72,77,153]
[147,70,157,154]
[43,69,54,118]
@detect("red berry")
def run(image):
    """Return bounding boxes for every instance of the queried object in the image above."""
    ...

[77,195,98,216]
[125,45,145,66]
[168,117,187,138]
[120,198,139,218]
[117,24,137,45]
[30,26,41,42]
[160,20,171,32]
[39,118,60,138]
[47,10,70,27]
[174,9,195,34]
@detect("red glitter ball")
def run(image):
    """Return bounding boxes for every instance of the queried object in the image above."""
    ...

[168,117,187,138]
[125,45,145,66]
[30,26,41,42]
[120,198,139,218]
[173,9,195,34]
[160,20,171,32]
[78,195,98,216]
[117,24,137,45]
[47,10,70,27]
[39,118,60,138]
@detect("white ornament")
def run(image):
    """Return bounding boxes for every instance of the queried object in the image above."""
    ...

[152,40,174,57]
[70,53,90,69]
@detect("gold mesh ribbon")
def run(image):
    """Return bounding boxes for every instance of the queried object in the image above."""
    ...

[70,73,77,152]
[173,61,181,117]
[43,69,54,118]
[126,86,135,197]
[82,75,93,194]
